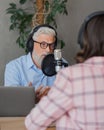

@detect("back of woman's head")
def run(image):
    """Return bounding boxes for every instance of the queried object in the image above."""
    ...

[76,14,104,63]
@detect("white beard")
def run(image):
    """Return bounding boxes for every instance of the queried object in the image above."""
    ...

[32,51,45,68]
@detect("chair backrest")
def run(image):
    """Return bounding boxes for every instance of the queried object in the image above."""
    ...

[0,86,35,117]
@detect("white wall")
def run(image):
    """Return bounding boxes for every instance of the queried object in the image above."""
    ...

[0,0,104,85]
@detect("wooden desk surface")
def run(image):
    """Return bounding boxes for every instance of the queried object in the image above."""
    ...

[0,117,55,130]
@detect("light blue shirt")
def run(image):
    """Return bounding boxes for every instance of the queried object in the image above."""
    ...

[4,53,56,89]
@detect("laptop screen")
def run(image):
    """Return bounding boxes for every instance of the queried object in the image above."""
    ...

[0,86,35,117]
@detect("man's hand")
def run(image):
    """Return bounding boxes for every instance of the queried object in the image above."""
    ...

[28,82,50,103]
[35,86,50,103]
[28,82,32,86]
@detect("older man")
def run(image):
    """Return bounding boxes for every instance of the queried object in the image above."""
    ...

[4,24,57,102]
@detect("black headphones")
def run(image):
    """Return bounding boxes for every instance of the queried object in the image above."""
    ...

[78,11,104,49]
[26,24,57,52]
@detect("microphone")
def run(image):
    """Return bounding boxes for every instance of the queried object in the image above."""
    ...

[41,53,56,76]
[54,49,62,72]
[41,49,68,76]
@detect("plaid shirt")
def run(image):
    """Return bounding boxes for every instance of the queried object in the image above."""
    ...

[25,57,104,130]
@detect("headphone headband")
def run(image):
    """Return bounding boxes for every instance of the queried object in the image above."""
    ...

[78,11,104,49]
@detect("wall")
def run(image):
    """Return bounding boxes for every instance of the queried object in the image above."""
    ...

[0,0,104,85]
[57,0,104,64]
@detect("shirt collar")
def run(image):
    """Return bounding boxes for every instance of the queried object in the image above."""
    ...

[27,53,34,69]
[26,53,42,72]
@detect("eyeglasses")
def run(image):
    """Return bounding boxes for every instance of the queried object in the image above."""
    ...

[34,40,56,50]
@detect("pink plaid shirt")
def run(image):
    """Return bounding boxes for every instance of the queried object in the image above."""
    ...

[25,57,104,130]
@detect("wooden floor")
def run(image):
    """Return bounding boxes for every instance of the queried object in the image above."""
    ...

[0,117,56,130]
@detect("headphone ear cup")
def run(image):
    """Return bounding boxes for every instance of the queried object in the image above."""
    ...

[26,25,41,53]
[26,35,34,52]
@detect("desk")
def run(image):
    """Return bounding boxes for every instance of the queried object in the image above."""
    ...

[0,117,56,130]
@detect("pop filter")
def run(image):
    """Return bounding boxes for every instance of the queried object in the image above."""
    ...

[41,53,56,76]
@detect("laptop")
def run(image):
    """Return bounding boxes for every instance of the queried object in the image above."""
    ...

[0,86,35,117]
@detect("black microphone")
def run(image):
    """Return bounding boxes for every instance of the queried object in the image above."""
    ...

[41,53,56,76]
[41,49,68,76]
